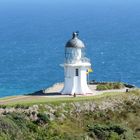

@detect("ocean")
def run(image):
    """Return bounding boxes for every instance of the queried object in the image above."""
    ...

[0,0,140,97]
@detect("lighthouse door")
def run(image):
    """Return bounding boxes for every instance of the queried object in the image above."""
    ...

[75,69,79,76]
[74,68,81,94]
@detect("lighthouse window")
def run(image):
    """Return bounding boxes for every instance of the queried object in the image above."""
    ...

[75,69,79,76]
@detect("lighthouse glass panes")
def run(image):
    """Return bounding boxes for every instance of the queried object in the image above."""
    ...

[65,47,85,63]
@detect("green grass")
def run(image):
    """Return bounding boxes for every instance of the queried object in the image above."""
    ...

[0,91,126,106]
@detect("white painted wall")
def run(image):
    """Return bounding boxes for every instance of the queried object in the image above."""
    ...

[61,63,93,95]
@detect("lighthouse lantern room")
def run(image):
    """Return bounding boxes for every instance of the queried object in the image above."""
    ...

[61,32,93,95]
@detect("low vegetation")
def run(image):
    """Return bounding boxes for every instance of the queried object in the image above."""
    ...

[0,89,139,140]
[96,82,125,91]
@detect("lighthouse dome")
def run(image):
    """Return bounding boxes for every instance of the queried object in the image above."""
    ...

[65,32,85,48]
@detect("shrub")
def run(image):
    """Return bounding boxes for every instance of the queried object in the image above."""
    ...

[96,82,125,91]
[0,116,23,140]
[15,104,29,109]
[88,123,137,140]
[36,113,49,124]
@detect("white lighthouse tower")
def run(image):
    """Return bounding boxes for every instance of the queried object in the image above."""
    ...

[61,32,93,95]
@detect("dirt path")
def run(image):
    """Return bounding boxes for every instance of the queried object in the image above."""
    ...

[0,96,29,105]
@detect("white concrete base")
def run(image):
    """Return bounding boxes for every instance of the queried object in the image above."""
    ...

[61,85,93,95]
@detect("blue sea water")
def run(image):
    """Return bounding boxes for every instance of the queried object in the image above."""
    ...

[0,0,140,97]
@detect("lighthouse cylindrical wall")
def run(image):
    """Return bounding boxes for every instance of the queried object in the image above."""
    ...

[61,65,92,95]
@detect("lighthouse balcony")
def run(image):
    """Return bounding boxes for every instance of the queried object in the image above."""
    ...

[65,57,90,64]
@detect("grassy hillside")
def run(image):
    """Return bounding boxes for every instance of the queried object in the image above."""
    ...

[0,90,140,140]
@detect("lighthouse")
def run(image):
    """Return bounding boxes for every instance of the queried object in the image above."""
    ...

[61,32,93,95]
